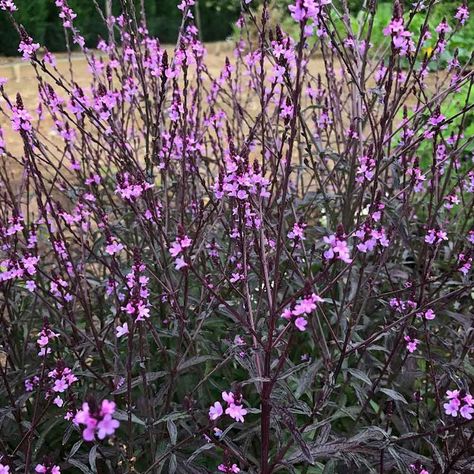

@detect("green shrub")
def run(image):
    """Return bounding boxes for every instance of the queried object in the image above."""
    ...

[0,0,239,55]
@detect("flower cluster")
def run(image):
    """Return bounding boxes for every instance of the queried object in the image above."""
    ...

[218,463,240,473]
[287,221,306,243]
[213,156,270,202]
[443,390,474,419]
[389,298,417,314]
[288,0,332,37]
[410,461,429,474]
[36,323,60,357]
[105,237,124,256]
[281,293,323,332]
[425,229,448,245]
[121,255,150,321]
[55,0,77,29]
[416,308,436,321]
[18,35,40,60]
[115,172,154,201]
[169,234,192,270]
[11,102,33,132]
[404,334,420,353]
[74,399,120,441]
[47,361,78,407]
[209,391,248,424]
[383,13,415,56]
[455,3,469,25]
[323,234,352,264]
[355,226,390,253]
[0,0,16,12]
[35,462,61,474]
[356,154,376,183]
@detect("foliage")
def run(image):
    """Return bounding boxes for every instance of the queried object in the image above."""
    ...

[0,0,239,55]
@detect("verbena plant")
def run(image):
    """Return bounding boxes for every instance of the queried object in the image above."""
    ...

[0,0,473,473]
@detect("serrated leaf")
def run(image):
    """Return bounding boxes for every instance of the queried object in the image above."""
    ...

[186,443,214,464]
[89,444,98,473]
[167,419,177,445]
[380,388,408,404]
[112,371,167,395]
[169,454,177,474]
[154,411,189,425]
[68,459,94,474]
[177,356,218,372]
[347,368,372,386]
[68,439,83,459]
[113,409,146,426]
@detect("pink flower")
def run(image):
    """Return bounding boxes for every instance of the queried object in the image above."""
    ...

[323,234,352,264]
[455,4,469,25]
[97,415,120,439]
[169,241,183,257]
[174,256,188,270]
[293,294,322,315]
[417,309,435,321]
[218,464,240,473]
[169,236,192,269]
[0,0,17,11]
[18,37,40,61]
[225,403,247,423]
[105,239,124,255]
[294,317,308,332]
[424,309,436,320]
[287,222,306,241]
[222,391,235,404]
[460,404,474,420]
[101,399,116,415]
[53,396,64,407]
[209,401,223,420]
[74,399,120,441]
[116,323,129,338]
[35,464,61,474]
[464,394,474,406]
[53,378,68,393]
[435,20,451,34]
[0,464,10,474]
[404,335,420,353]
[444,398,460,416]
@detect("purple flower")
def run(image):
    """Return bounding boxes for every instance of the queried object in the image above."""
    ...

[18,37,40,61]
[0,464,10,474]
[116,323,129,338]
[294,317,308,332]
[105,239,124,255]
[0,0,17,11]
[222,391,235,404]
[218,464,240,473]
[460,404,474,420]
[455,4,469,25]
[209,401,223,420]
[443,399,459,417]
[74,399,120,441]
[225,403,247,423]
[97,414,120,439]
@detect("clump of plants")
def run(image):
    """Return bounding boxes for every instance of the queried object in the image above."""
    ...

[0,0,473,473]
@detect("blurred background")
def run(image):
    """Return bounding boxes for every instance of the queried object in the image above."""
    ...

[0,0,473,64]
